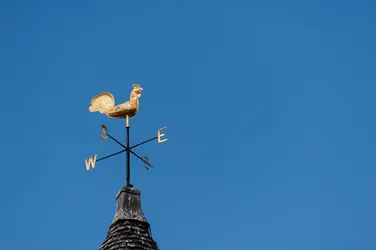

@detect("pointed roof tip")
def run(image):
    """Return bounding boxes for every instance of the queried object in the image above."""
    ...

[99,186,159,250]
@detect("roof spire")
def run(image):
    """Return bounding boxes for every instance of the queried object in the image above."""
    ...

[99,186,159,250]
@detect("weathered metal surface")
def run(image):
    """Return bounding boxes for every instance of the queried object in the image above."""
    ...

[99,187,159,250]
[113,186,146,223]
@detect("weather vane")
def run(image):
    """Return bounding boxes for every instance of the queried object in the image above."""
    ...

[84,84,168,187]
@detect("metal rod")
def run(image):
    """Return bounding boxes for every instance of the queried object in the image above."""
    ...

[126,116,131,187]
[130,136,158,149]
[97,149,127,162]
[96,148,152,168]
[129,149,153,168]
[107,133,126,149]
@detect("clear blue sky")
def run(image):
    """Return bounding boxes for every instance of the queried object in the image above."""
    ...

[1,0,376,249]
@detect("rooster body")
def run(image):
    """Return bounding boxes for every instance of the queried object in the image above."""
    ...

[89,84,143,118]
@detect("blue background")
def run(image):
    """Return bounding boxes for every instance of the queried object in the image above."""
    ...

[1,0,376,249]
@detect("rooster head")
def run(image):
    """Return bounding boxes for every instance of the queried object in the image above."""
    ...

[132,84,143,98]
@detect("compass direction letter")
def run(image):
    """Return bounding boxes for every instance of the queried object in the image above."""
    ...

[85,154,98,171]
[158,127,168,143]
[100,124,108,140]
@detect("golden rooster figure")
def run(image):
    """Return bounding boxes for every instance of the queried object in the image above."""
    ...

[89,84,143,119]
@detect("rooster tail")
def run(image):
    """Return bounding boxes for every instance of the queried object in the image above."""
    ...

[89,92,115,114]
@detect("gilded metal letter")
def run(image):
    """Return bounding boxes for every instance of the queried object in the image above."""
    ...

[158,127,168,143]
[100,124,108,140]
[85,154,98,171]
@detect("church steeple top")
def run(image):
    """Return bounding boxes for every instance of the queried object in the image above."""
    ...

[99,186,159,250]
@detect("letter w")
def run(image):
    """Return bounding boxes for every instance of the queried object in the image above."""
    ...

[85,154,97,171]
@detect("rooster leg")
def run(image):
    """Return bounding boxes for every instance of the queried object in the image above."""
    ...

[126,115,130,128]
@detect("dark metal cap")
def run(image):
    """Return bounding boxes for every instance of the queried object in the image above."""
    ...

[112,186,148,224]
